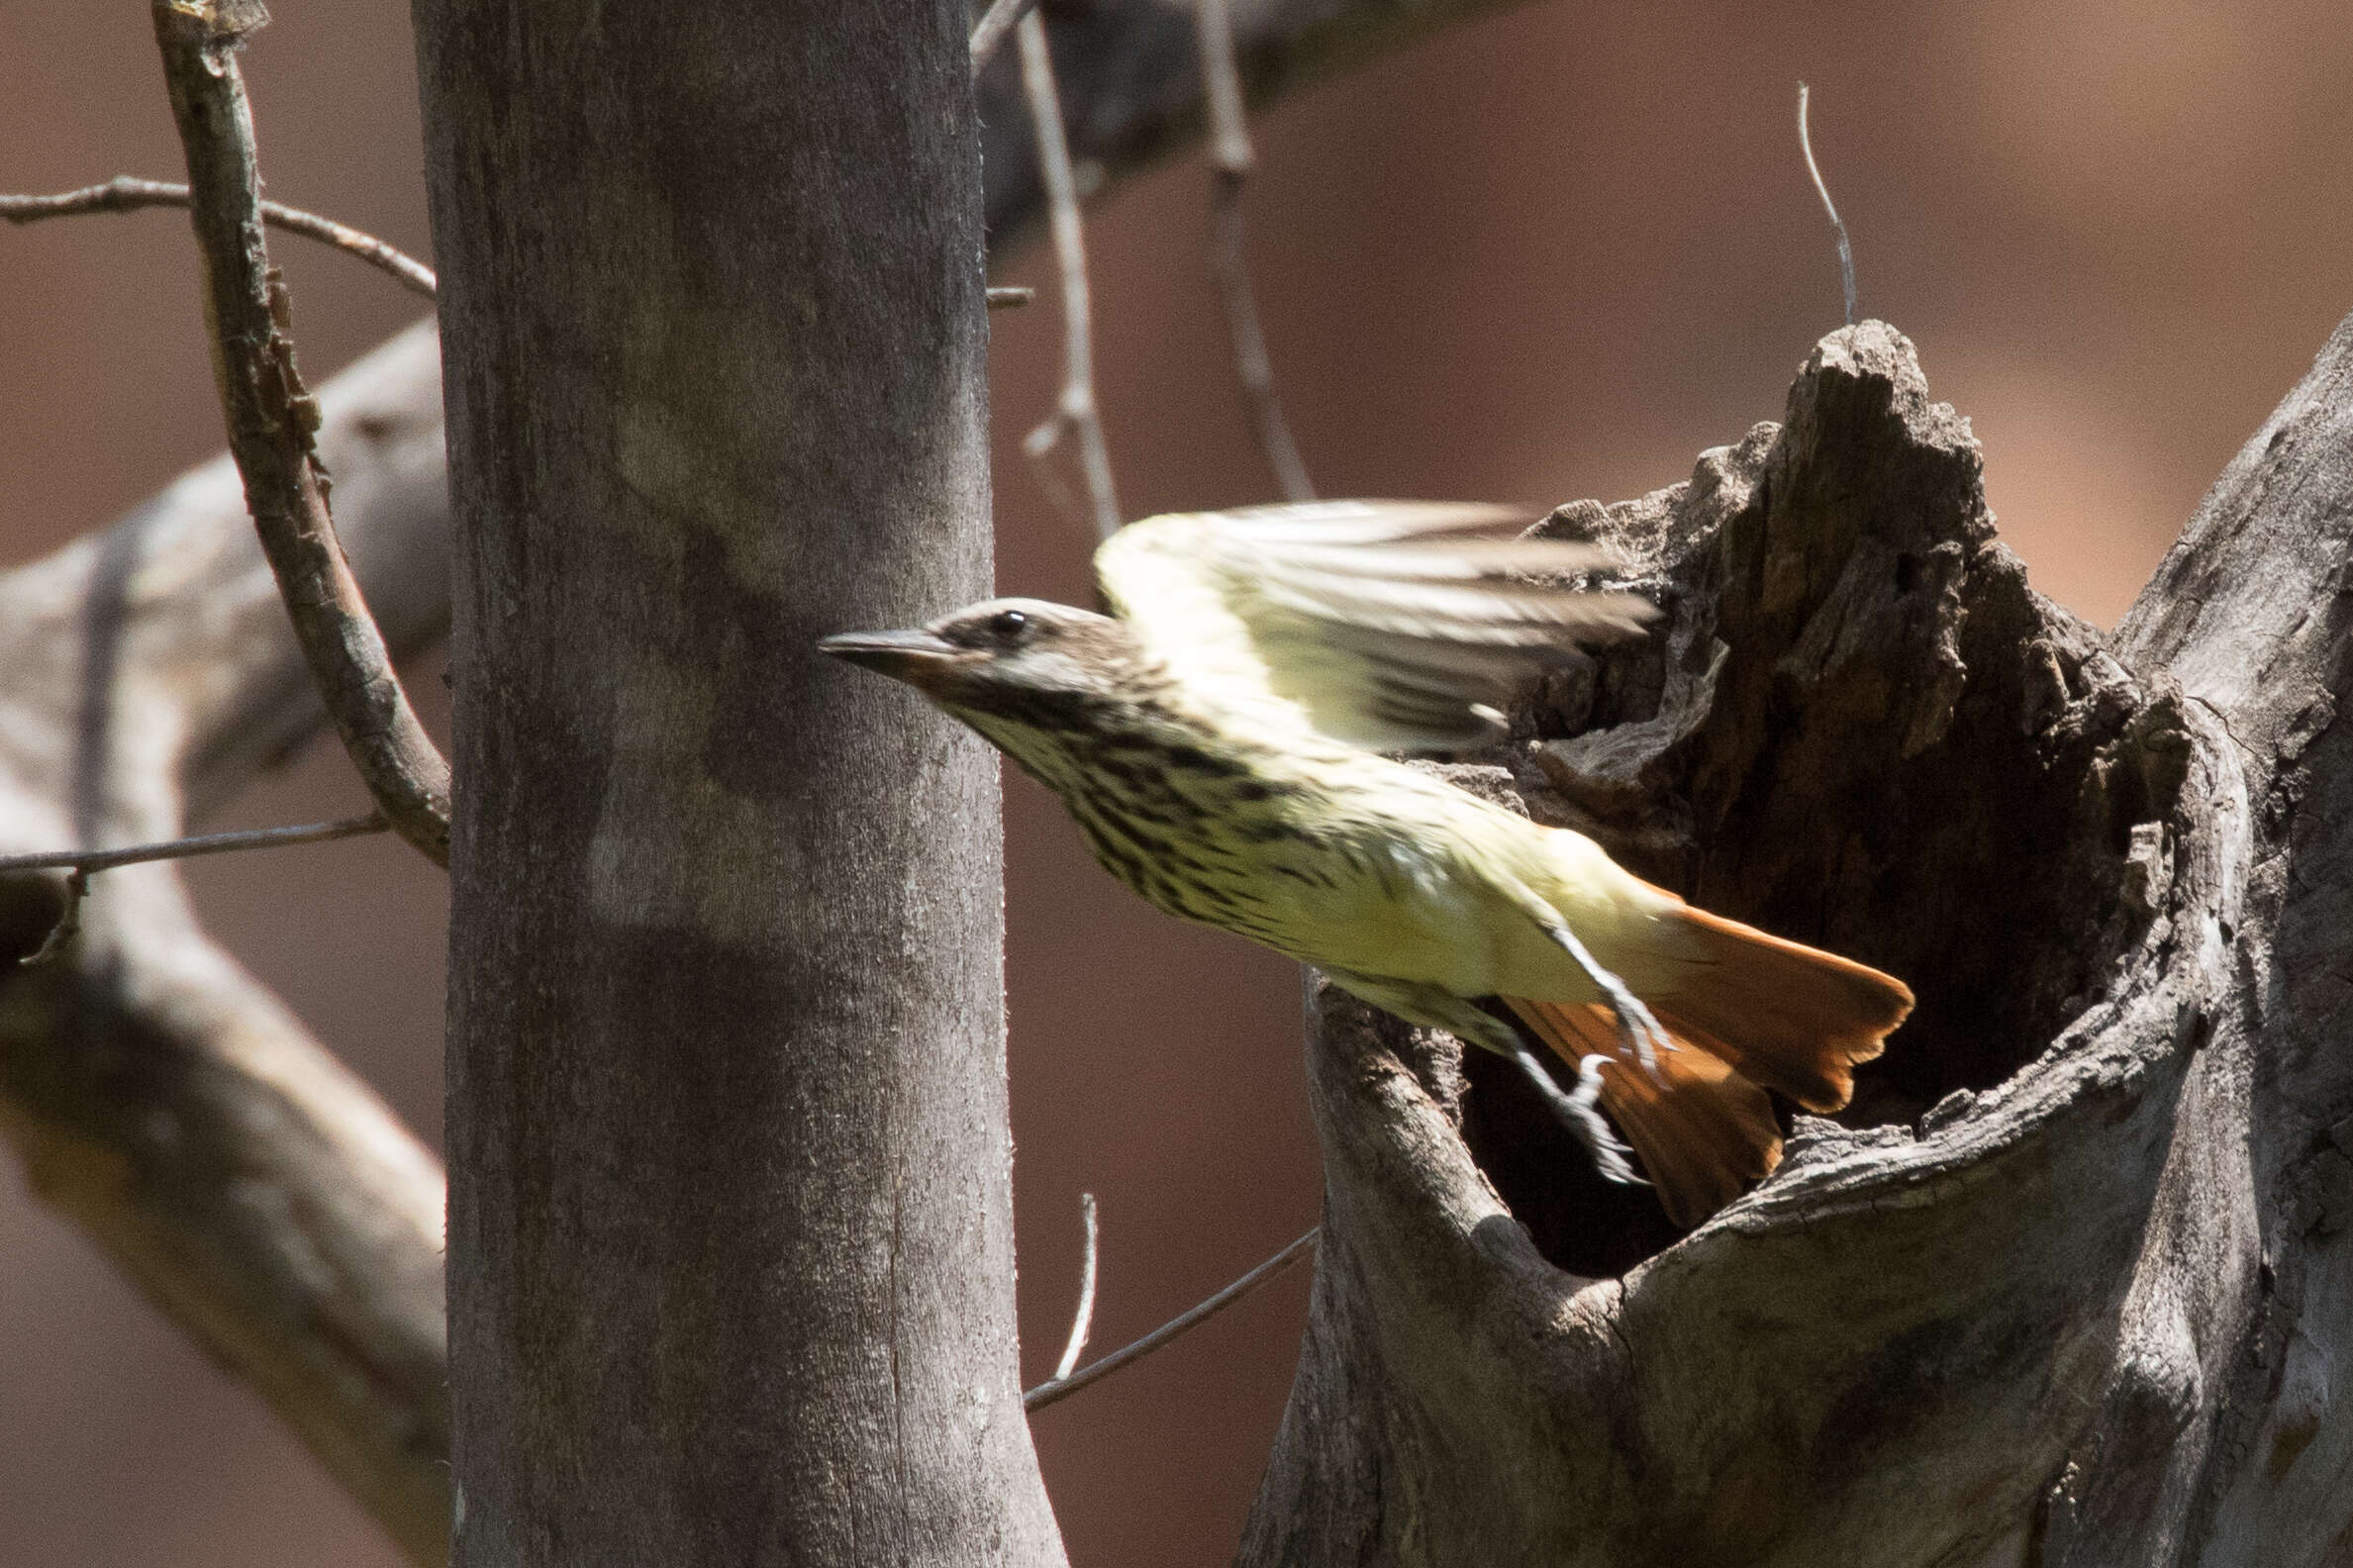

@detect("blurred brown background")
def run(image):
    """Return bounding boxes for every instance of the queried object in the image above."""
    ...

[1,1,2345,1563]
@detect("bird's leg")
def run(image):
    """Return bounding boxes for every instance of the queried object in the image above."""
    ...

[1508,1045,1643,1189]
[1540,921,1675,1084]
[1321,969,1645,1189]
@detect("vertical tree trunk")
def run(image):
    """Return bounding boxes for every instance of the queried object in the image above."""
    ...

[412,4,1064,1563]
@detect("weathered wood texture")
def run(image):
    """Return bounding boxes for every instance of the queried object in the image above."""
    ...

[1239,319,2353,1568]
[412,1,1063,1564]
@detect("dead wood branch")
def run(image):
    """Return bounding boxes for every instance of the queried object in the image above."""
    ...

[1019,9,1124,539]
[1797,84,1857,328]
[0,813,387,876]
[1197,0,1314,502]
[1026,1227,1318,1413]
[152,0,451,865]
[0,320,450,1563]
[1,175,439,297]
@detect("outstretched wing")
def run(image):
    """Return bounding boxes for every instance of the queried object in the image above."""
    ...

[1094,500,1655,751]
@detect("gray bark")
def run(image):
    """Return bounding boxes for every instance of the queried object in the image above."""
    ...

[411,2,1061,1565]
[1239,319,2353,1567]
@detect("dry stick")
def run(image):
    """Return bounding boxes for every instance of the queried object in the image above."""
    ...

[5,816,387,969]
[1,176,437,298]
[151,2,452,867]
[1,180,1029,314]
[1025,1226,1319,1412]
[1017,9,1125,540]
[968,0,1042,75]
[1051,1193,1103,1382]
[1796,83,1857,328]
[0,813,388,876]
[1195,0,1315,503]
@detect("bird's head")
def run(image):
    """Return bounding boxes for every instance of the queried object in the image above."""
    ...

[819,598,1151,728]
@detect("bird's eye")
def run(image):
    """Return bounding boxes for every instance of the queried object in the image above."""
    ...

[988,608,1029,640]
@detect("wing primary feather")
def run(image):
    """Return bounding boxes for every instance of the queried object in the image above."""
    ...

[1095,500,1658,752]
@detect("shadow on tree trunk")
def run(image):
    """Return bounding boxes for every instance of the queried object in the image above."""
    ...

[1244,319,2353,1566]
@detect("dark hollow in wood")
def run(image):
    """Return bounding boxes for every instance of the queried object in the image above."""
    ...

[1451,325,2188,1277]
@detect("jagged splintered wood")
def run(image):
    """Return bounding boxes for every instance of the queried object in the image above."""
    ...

[1242,321,2353,1568]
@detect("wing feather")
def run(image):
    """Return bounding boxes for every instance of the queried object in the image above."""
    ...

[1096,500,1654,751]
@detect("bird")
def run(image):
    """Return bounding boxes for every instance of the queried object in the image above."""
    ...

[819,500,1912,1226]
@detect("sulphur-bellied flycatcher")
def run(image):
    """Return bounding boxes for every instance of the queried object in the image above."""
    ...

[821,501,1912,1226]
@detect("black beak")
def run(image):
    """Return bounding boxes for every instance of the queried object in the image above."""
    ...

[817,628,965,690]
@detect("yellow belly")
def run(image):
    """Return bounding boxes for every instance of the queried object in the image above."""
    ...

[1169,752,1668,1003]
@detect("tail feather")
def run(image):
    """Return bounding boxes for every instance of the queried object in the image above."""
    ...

[1506,999,1781,1228]
[1653,900,1914,1114]
[1503,900,1912,1227]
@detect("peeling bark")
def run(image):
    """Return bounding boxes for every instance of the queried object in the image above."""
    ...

[1240,320,2353,1567]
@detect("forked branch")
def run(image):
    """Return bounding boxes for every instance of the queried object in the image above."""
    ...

[1026,1227,1318,1412]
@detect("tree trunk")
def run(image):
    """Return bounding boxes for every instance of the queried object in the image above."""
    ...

[1240,319,2353,1567]
[413,3,1062,1563]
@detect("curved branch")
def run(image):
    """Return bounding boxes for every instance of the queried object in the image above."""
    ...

[0,870,449,1563]
[0,322,453,1564]
[1,175,439,297]
[152,1,451,865]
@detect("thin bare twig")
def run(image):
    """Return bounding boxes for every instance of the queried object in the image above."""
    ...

[1017,9,1125,539]
[151,1,452,866]
[12,812,386,970]
[0,813,388,876]
[1,175,437,298]
[969,0,1042,75]
[1025,1226,1318,1412]
[1,179,1028,313]
[1796,83,1857,328]
[1196,0,1314,502]
[1051,1193,1102,1381]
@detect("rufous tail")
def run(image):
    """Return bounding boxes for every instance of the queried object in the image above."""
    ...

[1505,901,1912,1228]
